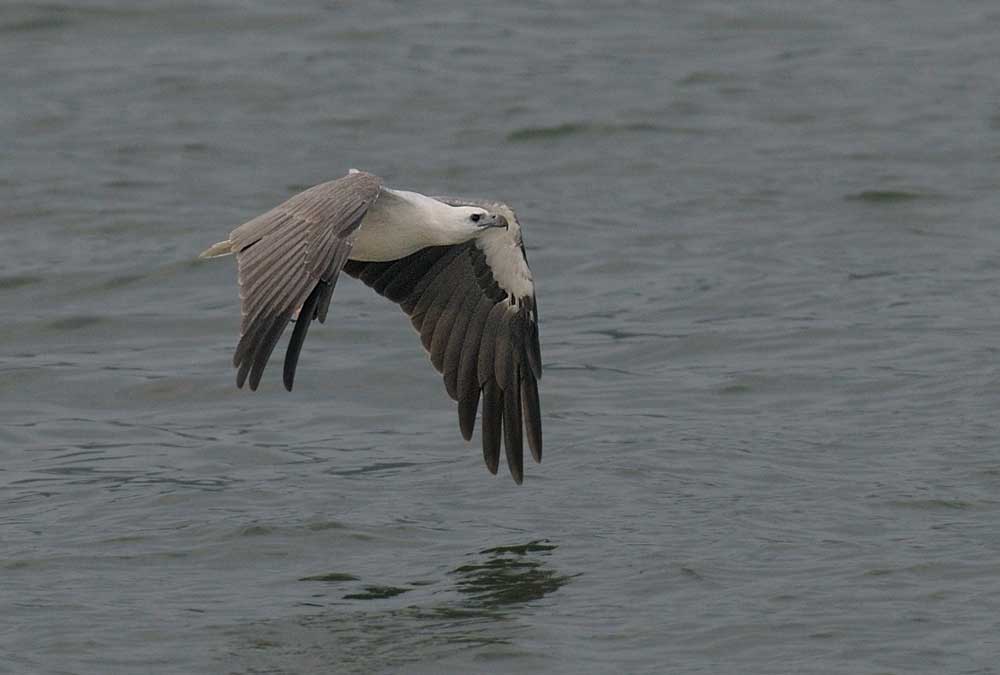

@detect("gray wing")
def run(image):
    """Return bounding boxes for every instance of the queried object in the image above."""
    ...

[224,171,382,391]
[342,224,542,484]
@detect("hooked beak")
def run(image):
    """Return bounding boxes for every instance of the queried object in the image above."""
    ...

[479,214,508,230]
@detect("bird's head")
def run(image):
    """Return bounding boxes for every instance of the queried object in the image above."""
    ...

[433,205,508,245]
[457,206,508,231]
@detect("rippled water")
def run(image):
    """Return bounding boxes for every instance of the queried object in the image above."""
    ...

[3,2,1000,673]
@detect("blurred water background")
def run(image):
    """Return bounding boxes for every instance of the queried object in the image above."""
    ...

[3,1,1000,673]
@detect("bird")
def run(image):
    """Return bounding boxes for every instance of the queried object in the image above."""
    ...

[200,170,542,483]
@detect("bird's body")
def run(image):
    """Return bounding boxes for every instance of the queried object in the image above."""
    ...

[201,170,542,483]
[349,186,481,261]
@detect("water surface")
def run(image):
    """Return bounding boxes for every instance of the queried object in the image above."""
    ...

[3,1,1000,673]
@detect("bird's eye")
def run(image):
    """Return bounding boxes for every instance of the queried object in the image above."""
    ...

[471,213,482,223]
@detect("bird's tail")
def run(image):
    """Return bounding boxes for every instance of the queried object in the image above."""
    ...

[199,239,234,258]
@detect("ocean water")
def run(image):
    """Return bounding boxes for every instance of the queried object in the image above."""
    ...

[3,1,1000,673]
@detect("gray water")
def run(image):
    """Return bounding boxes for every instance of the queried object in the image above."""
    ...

[3,1,1000,673]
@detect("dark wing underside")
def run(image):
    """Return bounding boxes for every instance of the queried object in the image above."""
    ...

[343,242,542,483]
[229,171,382,390]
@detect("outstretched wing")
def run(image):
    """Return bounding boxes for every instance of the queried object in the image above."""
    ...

[217,171,382,391]
[342,201,542,484]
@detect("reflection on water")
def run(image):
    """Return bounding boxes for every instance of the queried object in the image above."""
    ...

[227,541,573,673]
[451,540,574,609]
[342,585,411,600]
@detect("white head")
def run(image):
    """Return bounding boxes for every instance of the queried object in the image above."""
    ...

[432,204,508,245]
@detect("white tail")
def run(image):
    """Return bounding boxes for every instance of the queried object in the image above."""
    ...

[199,239,234,258]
